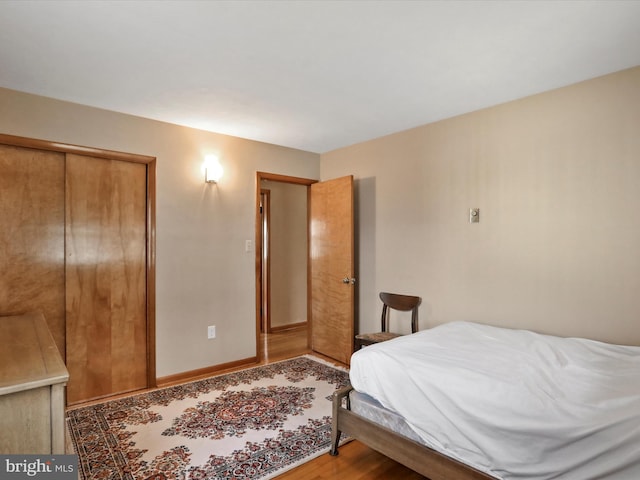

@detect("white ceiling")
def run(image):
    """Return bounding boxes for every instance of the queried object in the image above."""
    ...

[1,1,639,153]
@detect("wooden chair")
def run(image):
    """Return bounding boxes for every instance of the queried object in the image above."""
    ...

[354,292,422,349]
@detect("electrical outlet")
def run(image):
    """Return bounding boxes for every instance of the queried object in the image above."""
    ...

[207,325,216,339]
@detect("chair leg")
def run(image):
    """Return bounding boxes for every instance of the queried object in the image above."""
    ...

[330,429,341,456]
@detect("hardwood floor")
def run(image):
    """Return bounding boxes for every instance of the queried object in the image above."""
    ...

[261,325,311,362]
[264,326,426,480]
[276,440,426,479]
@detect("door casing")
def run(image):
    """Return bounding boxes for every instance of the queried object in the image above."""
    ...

[260,188,271,333]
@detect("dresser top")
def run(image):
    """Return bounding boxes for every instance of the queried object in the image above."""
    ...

[0,312,69,395]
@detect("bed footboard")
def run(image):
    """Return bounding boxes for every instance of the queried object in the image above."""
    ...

[330,383,495,480]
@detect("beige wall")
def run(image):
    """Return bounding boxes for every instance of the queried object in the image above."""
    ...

[3,64,638,380]
[321,66,640,346]
[0,87,320,377]
[262,180,308,329]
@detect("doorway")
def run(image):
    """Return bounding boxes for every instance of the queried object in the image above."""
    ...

[255,172,315,361]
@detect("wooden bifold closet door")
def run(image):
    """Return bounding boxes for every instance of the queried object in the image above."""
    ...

[65,154,148,404]
[0,145,66,353]
[0,138,154,406]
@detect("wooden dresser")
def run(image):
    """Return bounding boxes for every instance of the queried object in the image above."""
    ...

[0,312,69,454]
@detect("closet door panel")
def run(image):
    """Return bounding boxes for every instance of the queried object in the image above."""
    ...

[65,154,147,404]
[0,145,66,356]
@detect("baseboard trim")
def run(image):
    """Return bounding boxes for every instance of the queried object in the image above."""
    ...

[156,356,259,387]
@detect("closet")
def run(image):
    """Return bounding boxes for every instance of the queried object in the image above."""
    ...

[0,134,156,405]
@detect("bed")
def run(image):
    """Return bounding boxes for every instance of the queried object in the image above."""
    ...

[330,321,640,479]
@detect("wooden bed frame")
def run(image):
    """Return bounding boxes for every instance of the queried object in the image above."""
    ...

[330,384,495,480]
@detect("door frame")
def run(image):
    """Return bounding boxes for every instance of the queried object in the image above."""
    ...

[254,172,316,360]
[0,133,157,389]
[260,188,271,333]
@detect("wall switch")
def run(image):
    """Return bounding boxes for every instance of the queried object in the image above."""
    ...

[207,325,216,339]
[245,239,252,252]
[469,208,480,223]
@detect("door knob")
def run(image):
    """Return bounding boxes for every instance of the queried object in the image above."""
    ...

[342,277,356,285]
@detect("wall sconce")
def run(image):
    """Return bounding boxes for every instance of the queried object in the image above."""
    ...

[204,154,223,184]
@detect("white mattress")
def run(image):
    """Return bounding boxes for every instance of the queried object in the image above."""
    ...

[349,390,423,443]
[349,321,640,479]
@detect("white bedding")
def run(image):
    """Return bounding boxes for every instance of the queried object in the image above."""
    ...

[349,321,640,479]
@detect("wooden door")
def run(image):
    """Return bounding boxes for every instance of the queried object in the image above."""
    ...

[65,154,148,404]
[0,145,66,355]
[310,175,355,365]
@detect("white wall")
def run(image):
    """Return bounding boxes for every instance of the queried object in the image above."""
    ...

[0,87,320,377]
[322,67,640,346]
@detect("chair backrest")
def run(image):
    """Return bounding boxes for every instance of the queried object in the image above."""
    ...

[380,292,422,334]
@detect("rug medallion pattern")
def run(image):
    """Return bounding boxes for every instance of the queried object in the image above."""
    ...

[67,356,349,480]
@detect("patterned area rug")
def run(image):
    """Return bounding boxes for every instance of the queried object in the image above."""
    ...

[67,355,350,480]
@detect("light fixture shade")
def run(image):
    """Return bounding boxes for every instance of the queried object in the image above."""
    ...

[204,155,223,183]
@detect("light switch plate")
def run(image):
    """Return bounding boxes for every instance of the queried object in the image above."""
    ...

[469,208,480,223]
